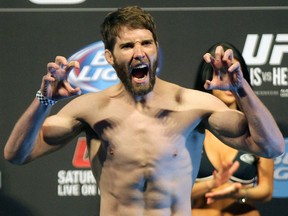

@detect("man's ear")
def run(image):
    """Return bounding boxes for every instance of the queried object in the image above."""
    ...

[105,49,114,65]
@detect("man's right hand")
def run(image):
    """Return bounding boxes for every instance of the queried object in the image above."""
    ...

[40,56,81,100]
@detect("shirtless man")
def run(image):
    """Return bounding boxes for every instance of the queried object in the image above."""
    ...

[4,6,284,216]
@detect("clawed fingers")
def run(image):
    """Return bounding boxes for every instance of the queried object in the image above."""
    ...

[214,46,225,62]
[42,56,81,100]
[47,62,59,75]
[67,60,80,70]
[203,53,213,64]
[203,49,224,71]
[203,53,220,71]
[47,56,79,81]
[223,48,234,65]
[55,56,68,68]
[62,80,82,96]
[228,61,240,73]
[220,48,241,74]
[202,45,244,91]
[203,46,234,70]
[55,56,80,71]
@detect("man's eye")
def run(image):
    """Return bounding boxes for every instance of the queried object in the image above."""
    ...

[122,44,133,49]
[143,41,152,46]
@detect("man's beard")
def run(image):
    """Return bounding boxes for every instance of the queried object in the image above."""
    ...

[113,58,158,96]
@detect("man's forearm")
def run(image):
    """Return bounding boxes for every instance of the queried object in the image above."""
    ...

[234,79,284,158]
[4,98,52,164]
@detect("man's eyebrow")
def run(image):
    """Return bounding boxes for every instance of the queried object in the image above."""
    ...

[118,38,155,47]
[143,39,154,43]
[119,41,134,48]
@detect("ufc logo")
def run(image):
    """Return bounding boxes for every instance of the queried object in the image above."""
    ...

[242,34,288,65]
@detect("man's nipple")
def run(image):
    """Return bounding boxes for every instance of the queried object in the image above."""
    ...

[173,149,178,157]
[109,147,114,155]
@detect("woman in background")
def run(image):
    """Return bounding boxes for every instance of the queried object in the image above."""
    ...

[191,42,274,216]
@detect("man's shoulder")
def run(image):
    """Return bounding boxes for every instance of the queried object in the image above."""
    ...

[77,84,122,99]
[64,86,116,110]
[159,79,210,97]
[175,86,216,101]
[157,79,198,95]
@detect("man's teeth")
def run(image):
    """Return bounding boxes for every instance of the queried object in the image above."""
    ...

[134,64,147,69]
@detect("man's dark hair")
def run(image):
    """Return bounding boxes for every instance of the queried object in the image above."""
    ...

[100,6,158,51]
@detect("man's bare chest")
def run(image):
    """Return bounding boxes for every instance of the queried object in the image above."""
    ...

[88,106,203,162]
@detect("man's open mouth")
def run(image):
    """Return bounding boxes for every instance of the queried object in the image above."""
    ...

[130,64,149,80]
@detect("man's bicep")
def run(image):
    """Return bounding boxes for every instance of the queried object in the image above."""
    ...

[42,114,82,145]
[29,114,82,161]
[209,109,246,135]
[207,109,248,144]
[207,110,266,156]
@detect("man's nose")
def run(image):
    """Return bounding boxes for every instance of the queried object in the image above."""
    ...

[133,44,145,60]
